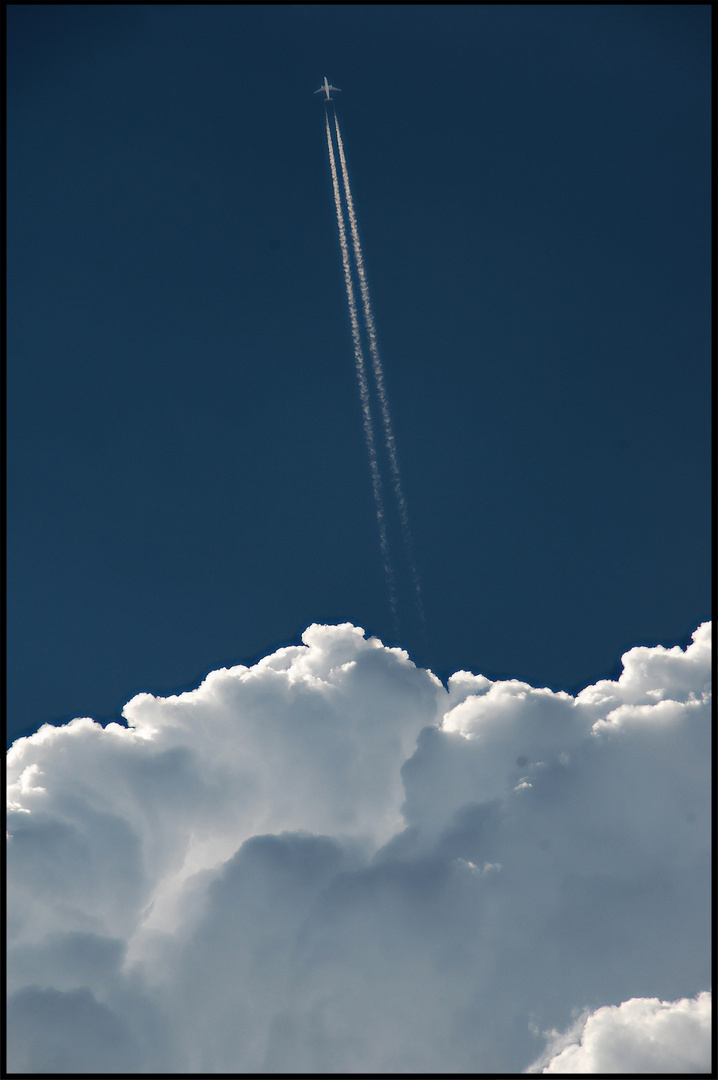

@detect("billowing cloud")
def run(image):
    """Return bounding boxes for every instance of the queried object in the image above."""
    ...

[7,621,711,1073]
[528,991,712,1073]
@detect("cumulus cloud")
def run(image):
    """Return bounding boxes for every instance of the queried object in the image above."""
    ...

[7,621,712,1072]
[528,991,712,1073]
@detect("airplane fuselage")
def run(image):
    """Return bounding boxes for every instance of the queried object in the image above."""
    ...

[315,77,341,101]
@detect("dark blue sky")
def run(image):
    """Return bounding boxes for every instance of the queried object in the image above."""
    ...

[7,5,711,745]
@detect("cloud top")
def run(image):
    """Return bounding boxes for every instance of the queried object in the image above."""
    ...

[7,621,711,1072]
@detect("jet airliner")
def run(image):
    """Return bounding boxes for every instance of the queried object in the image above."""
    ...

[315,77,341,101]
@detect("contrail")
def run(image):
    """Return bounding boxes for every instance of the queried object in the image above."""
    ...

[325,110,397,617]
[333,113,424,622]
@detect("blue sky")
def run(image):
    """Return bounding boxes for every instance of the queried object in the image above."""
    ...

[7,6,711,744]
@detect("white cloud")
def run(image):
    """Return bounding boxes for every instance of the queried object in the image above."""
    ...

[528,991,712,1073]
[7,621,711,1072]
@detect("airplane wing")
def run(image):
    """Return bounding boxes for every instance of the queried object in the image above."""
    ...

[314,82,341,96]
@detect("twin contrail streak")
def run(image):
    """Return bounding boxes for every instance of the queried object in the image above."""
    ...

[325,112,397,617]
[333,114,424,622]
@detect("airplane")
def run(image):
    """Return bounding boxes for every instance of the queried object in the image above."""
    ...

[314,77,341,101]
